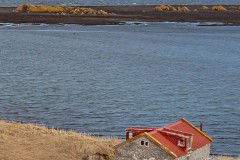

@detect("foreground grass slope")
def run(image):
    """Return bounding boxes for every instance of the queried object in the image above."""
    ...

[0,120,121,160]
[0,120,238,160]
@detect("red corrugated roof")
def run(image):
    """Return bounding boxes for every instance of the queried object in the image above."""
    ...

[148,130,186,157]
[124,118,212,158]
[165,118,212,152]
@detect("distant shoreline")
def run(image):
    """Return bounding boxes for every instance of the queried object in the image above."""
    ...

[0,5,240,25]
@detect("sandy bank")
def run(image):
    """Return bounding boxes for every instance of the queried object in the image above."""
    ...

[0,5,240,25]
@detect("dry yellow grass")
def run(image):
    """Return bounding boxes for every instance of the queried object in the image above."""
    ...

[14,3,67,13]
[154,5,176,11]
[212,5,227,11]
[70,8,108,15]
[14,3,108,15]
[229,6,238,9]
[198,5,210,10]
[228,6,240,11]
[0,120,121,160]
[154,5,190,12]
[177,6,190,12]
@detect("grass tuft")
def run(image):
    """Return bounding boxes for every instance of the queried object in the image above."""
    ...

[154,5,176,11]
[70,8,108,15]
[212,5,227,11]
[14,4,109,15]
[177,6,190,12]
[154,5,190,12]
[198,5,209,10]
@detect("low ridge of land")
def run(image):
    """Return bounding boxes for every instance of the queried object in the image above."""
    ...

[0,4,240,25]
[0,120,239,160]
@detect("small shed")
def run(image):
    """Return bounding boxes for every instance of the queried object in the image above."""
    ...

[114,118,212,160]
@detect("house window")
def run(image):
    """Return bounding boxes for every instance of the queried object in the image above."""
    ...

[145,141,149,147]
[178,138,185,147]
[140,140,149,147]
[129,132,133,139]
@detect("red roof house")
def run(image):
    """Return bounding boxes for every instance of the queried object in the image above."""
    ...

[115,118,212,160]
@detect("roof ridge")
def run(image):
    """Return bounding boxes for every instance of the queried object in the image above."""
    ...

[161,127,193,136]
[180,118,213,142]
[159,130,190,138]
[125,126,158,131]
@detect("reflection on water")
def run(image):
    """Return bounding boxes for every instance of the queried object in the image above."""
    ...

[0,23,240,155]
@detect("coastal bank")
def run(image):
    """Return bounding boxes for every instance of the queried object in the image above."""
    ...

[0,5,240,25]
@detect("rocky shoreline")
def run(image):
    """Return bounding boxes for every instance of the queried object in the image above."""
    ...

[0,5,240,25]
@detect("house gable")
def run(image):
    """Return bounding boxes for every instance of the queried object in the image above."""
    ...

[115,132,177,158]
[115,134,174,160]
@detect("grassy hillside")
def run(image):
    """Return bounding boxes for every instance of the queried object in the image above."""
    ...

[0,120,238,160]
[0,120,121,160]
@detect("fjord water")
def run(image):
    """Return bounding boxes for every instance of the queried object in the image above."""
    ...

[0,0,240,6]
[0,23,240,155]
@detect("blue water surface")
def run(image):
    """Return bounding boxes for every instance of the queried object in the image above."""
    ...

[0,22,240,155]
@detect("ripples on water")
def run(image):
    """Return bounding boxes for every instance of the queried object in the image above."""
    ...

[0,23,240,155]
[0,0,240,6]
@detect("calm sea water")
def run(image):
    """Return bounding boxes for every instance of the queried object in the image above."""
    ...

[0,23,240,155]
[0,0,240,6]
